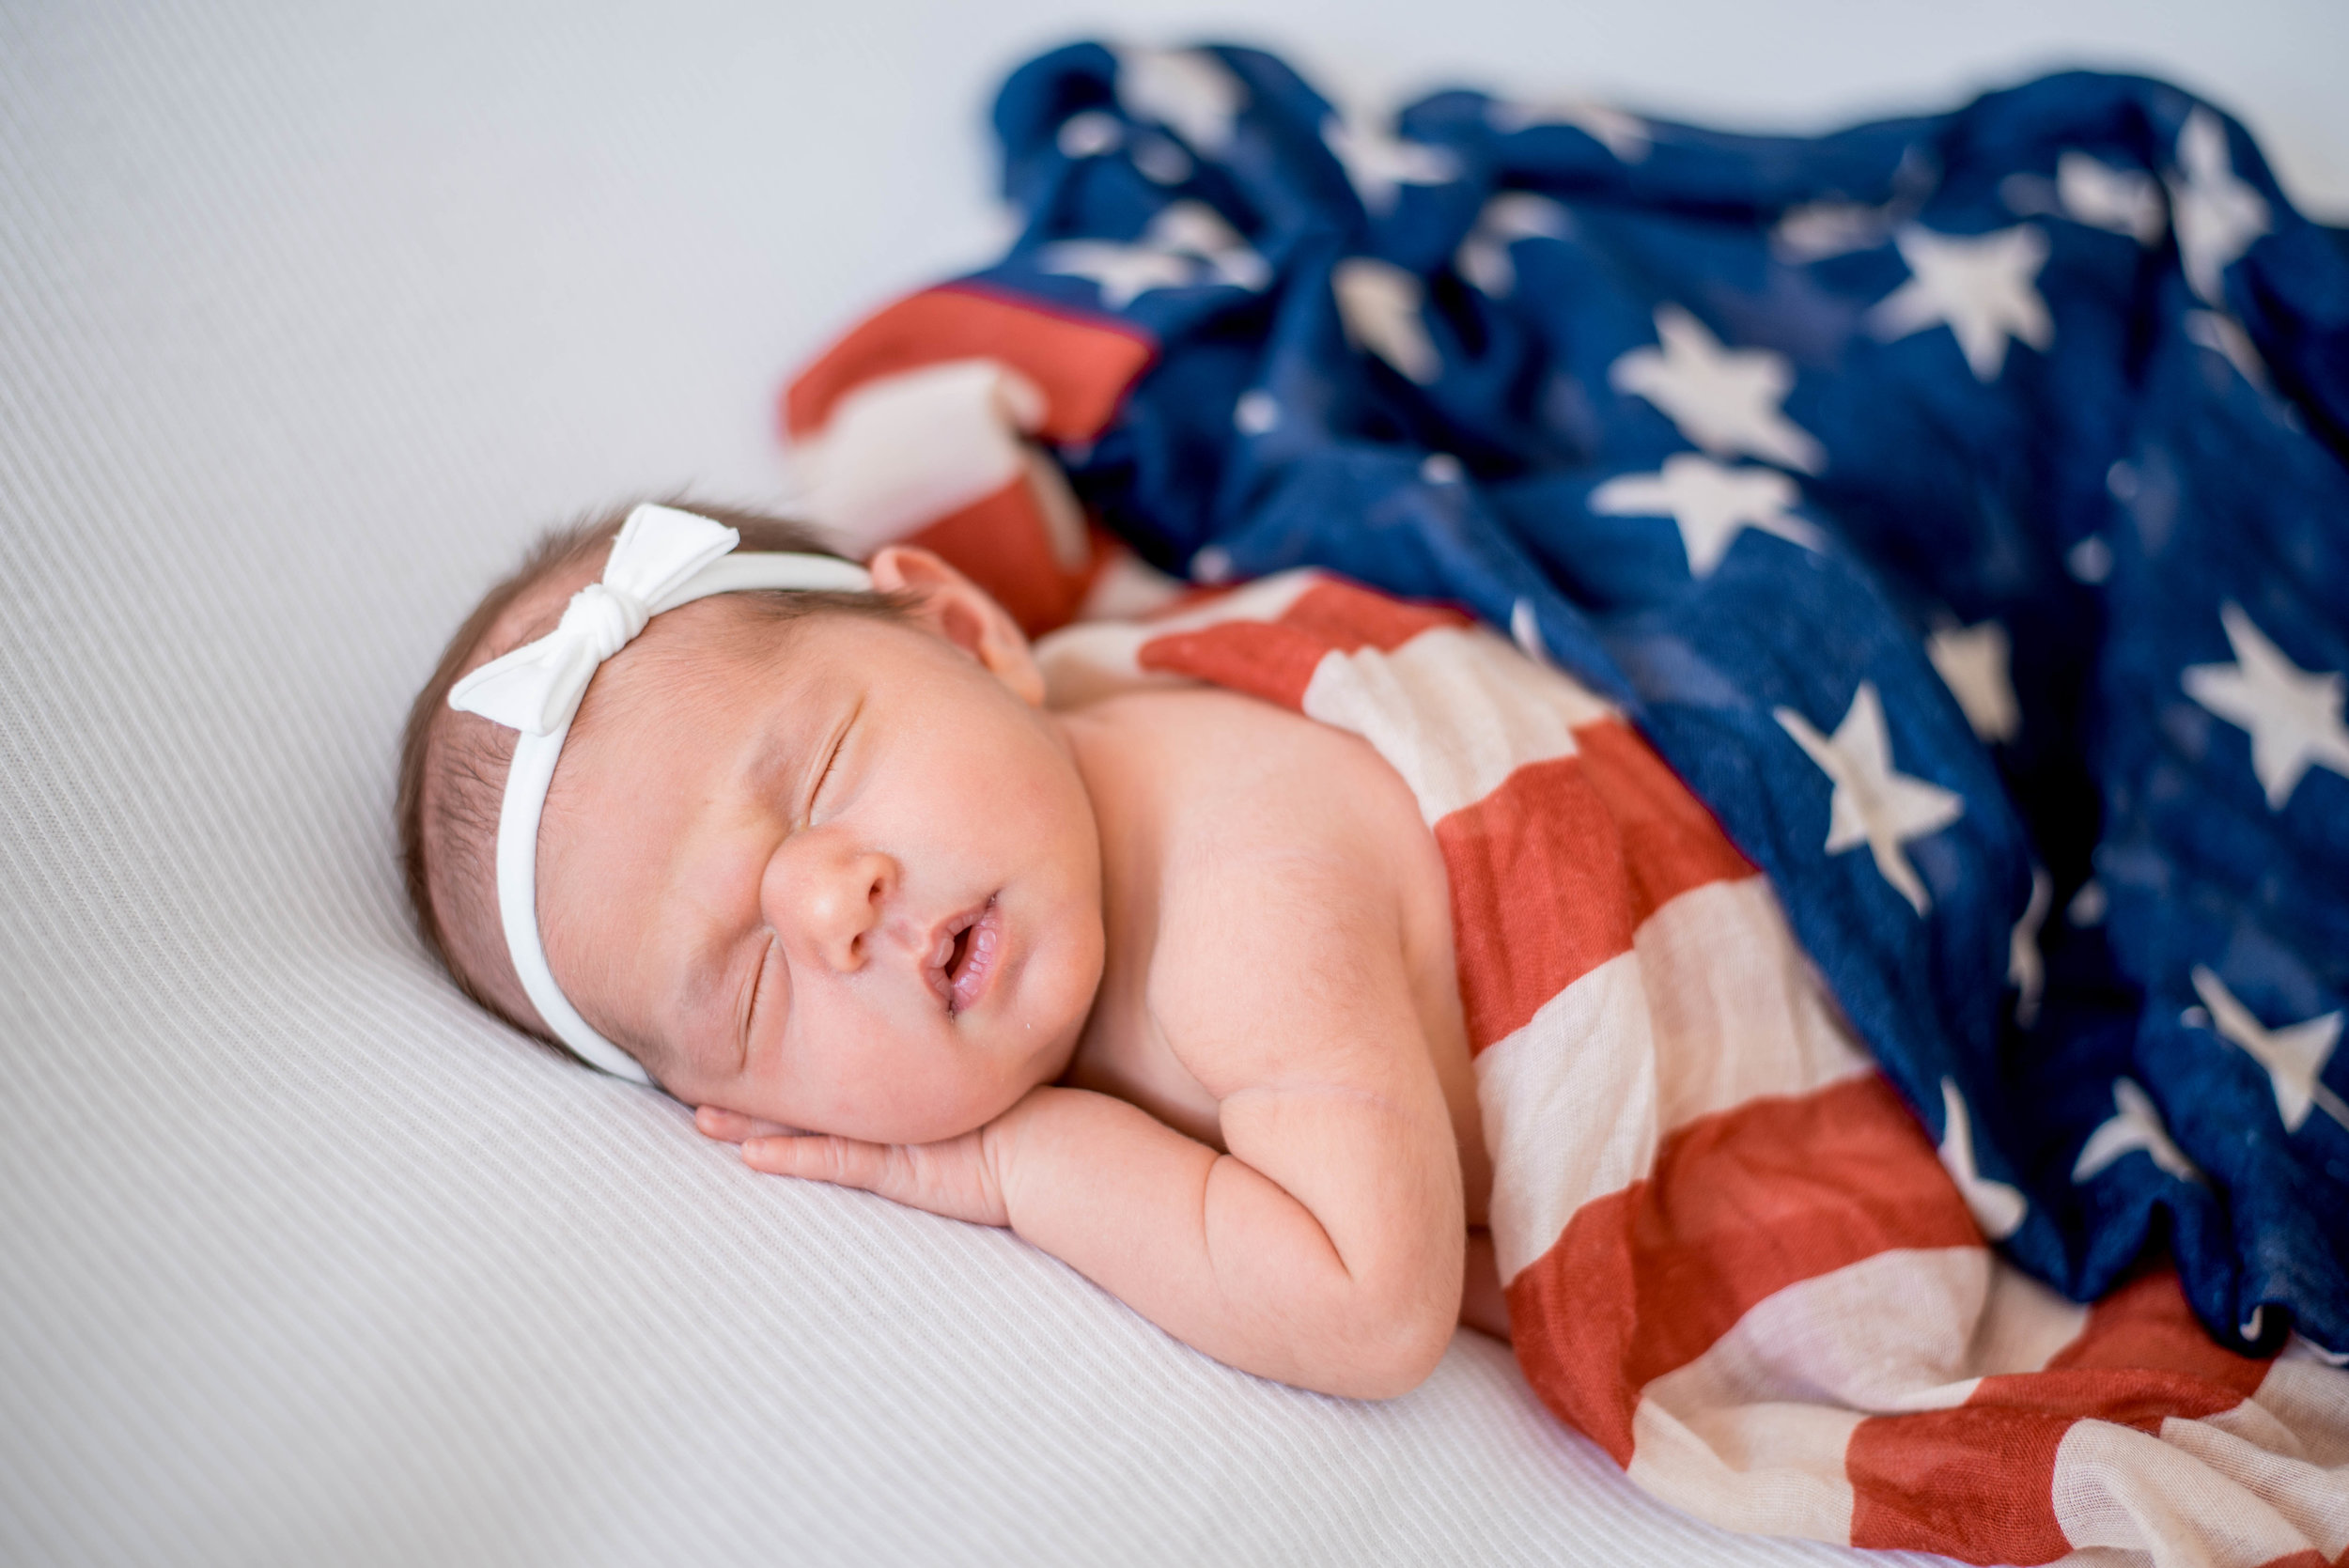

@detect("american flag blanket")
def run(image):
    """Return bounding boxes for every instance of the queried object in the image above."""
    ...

[774,39,2349,1563]
[1031,569,2348,1563]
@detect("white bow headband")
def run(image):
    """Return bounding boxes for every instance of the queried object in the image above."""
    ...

[447,503,872,1084]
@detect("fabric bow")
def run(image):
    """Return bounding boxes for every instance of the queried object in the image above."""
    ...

[448,504,739,736]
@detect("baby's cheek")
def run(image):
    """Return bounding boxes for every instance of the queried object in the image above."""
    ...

[786,1018,955,1142]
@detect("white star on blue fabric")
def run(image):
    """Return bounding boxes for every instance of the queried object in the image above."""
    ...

[1609,305,1826,474]
[1590,454,1822,578]
[1775,199,1897,263]
[2073,1078,2202,1184]
[1146,204,1269,288]
[1509,598,1552,666]
[1485,97,1651,162]
[1131,138,1193,186]
[1868,225,2053,382]
[1926,617,2022,743]
[1039,201,1268,307]
[2191,968,2347,1135]
[1113,46,1244,152]
[1332,257,1439,382]
[2056,152,2166,244]
[1937,1079,2028,1240]
[1057,111,1124,160]
[1322,114,1458,215]
[1775,681,1966,915]
[2168,108,2271,306]
[2183,311,2272,395]
[1039,242,1190,307]
[1455,193,1570,297]
[2182,602,2349,810]
[2064,535,2114,584]
[2009,866,2052,1028]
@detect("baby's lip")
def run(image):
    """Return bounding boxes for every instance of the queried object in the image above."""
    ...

[921,898,995,1010]
[949,897,1004,1016]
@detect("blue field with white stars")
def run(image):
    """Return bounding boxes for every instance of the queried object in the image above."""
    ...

[956,43,2349,1359]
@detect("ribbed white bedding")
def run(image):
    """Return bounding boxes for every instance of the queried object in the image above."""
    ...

[3,2,2334,1562]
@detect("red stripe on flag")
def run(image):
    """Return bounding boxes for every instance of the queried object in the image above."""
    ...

[1850,1401,2318,1564]
[1278,580,1471,652]
[1438,753,1634,1052]
[1507,1074,1976,1465]
[1845,1405,2074,1562]
[1573,720,1758,918]
[1439,722,1757,1051]
[785,284,1154,442]
[1134,580,1479,706]
[1843,1267,2274,1555]
[2043,1265,2273,1415]
[906,480,1094,638]
[1138,619,1330,711]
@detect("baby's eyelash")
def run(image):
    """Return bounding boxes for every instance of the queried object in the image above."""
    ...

[741,934,777,1063]
[814,734,846,800]
[807,700,861,817]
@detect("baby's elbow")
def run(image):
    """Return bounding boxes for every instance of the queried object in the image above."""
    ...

[1355,1321,1455,1402]
[1325,1288,1457,1401]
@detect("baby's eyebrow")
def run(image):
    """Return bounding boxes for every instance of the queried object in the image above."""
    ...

[739,690,818,808]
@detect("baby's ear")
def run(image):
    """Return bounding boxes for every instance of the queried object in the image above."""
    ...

[866,545,1047,706]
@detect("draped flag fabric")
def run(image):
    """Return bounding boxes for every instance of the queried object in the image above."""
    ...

[780,39,2349,1561]
[1032,569,2348,1563]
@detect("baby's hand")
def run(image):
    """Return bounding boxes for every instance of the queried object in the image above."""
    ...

[693,1104,1012,1229]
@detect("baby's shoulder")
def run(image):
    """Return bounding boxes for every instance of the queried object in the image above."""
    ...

[1079,684,1439,1070]
[1080,683,1422,871]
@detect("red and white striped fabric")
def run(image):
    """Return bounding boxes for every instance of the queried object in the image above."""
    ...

[783,285,1160,635]
[1036,570,2349,1568]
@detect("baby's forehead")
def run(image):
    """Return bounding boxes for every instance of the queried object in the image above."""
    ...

[474,552,611,673]
[475,562,799,729]
[565,597,832,753]
[560,601,974,795]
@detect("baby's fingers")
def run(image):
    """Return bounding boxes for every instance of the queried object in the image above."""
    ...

[741,1133,894,1191]
[694,1106,800,1143]
[741,1132,1006,1228]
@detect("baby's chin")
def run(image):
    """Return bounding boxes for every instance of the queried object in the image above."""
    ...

[814,1076,1040,1147]
[896,1027,1083,1143]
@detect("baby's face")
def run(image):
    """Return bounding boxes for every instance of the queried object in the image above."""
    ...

[534,556,1104,1143]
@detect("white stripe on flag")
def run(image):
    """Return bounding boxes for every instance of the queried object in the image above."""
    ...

[1303,625,1614,824]
[1477,874,1872,1282]
[1480,948,1657,1285]
[1034,570,1324,706]
[2053,1417,2318,1563]
[1624,1248,2085,1549]
[1626,1393,1864,1545]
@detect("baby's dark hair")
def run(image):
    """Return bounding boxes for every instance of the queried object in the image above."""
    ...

[397,498,910,1064]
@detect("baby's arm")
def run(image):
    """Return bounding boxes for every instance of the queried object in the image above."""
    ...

[704,853,1466,1400]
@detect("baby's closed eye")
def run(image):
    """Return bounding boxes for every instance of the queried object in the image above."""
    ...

[803,698,861,824]
[740,934,783,1063]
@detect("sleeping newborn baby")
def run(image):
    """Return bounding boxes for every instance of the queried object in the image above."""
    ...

[404,498,2349,1561]
[402,500,1508,1397]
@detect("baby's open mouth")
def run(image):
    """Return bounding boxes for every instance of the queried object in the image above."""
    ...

[927,895,1003,1015]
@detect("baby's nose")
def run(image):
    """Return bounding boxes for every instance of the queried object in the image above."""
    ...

[787,839,898,971]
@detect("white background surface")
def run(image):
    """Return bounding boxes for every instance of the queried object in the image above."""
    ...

[1,2,2341,1562]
